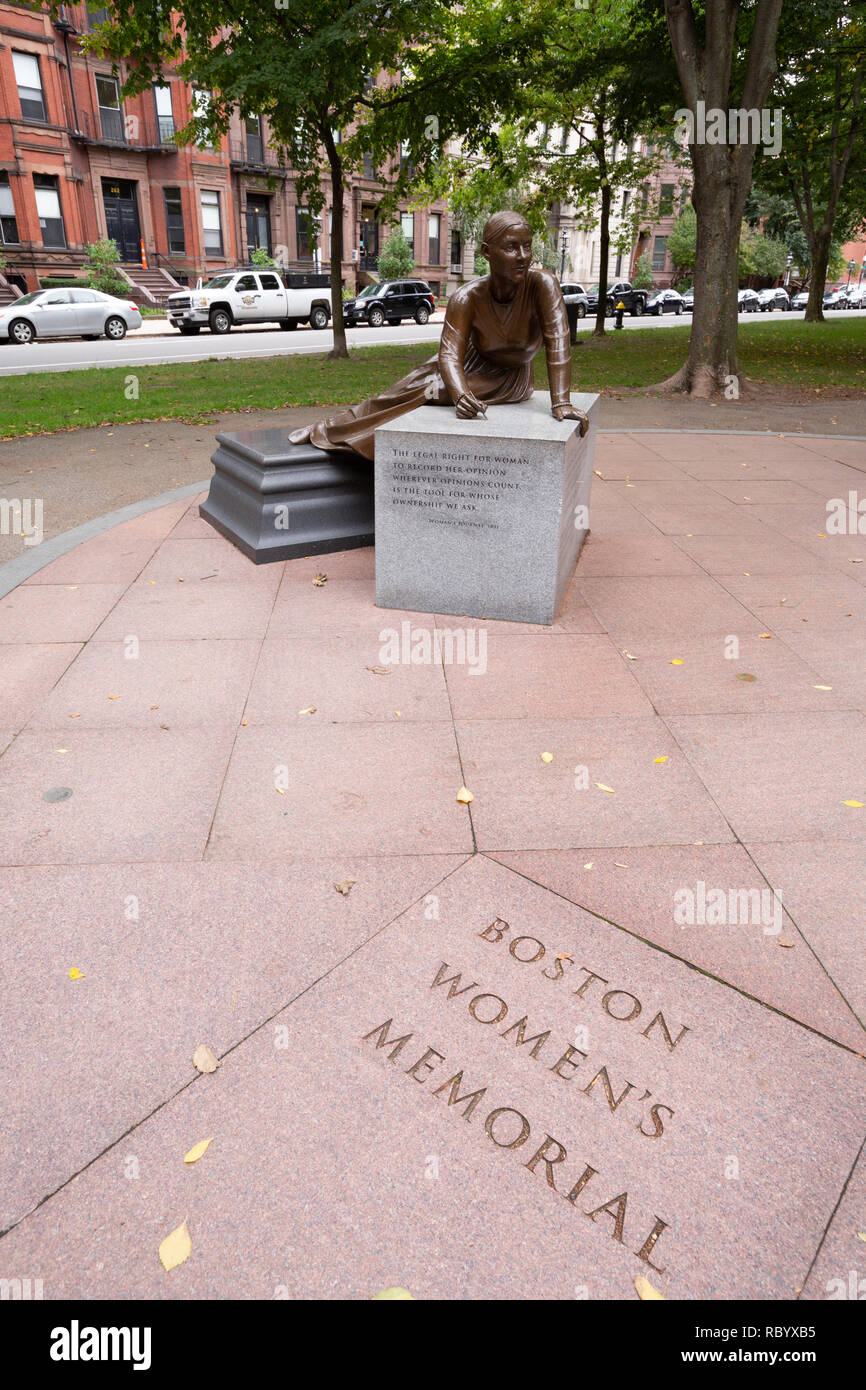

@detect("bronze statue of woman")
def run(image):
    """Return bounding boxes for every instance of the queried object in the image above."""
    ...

[288,211,589,460]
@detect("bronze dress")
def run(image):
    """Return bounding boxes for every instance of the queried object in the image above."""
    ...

[294,267,573,461]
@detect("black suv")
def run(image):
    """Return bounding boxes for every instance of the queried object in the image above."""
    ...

[344,279,436,327]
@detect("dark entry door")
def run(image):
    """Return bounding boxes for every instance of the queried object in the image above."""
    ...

[360,205,379,269]
[245,194,271,256]
[102,178,141,261]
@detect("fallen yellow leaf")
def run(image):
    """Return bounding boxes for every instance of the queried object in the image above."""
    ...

[778,939,795,948]
[312,573,328,586]
[595,783,615,794]
[669,658,683,666]
[813,685,832,691]
[842,800,864,808]
[68,966,84,980]
[372,1287,414,1300]
[456,786,474,804]
[159,1220,192,1273]
[634,1275,664,1300]
[583,861,594,870]
[653,756,668,764]
[334,878,356,895]
[759,633,772,639]
[184,1138,213,1165]
[192,1044,219,1075]
[541,751,554,763]
[366,665,390,675]
[298,706,317,715]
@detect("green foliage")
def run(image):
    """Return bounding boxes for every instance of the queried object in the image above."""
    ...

[376,226,415,280]
[83,238,127,297]
[739,224,790,283]
[631,251,655,290]
[250,247,277,268]
[666,204,696,277]
[39,277,89,289]
[0,247,6,274]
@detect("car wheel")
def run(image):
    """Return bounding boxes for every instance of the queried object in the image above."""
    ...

[576,303,586,319]
[675,303,683,315]
[9,318,34,345]
[632,301,644,317]
[368,306,385,327]
[310,306,329,330]
[414,306,430,324]
[604,302,614,319]
[178,325,201,335]
[280,319,298,331]
[104,316,127,340]
[209,308,232,334]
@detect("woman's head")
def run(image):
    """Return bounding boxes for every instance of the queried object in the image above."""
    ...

[480,212,533,284]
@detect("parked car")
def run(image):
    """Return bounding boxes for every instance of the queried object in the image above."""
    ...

[167,268,332,334]
[681,287,694,311]
[645,288,685,316]
[846,285,866,308]
[738,288,760,313]
[342,279,435,327]
[790,290,809,310]
[585,279,648,318]
[823,287,849,310]
[0,287,142,344]
[559,281,588,319]
[758,287,790,312]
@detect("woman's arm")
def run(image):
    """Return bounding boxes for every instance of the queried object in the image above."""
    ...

[536,271,589,435]
[438,288,485,418]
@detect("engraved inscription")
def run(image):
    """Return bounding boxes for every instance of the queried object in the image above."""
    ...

[385,447,527,532]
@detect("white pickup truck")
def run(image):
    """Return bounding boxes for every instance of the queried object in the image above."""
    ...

[167,268,332,335]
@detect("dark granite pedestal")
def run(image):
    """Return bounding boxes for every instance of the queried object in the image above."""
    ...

[200,428,374,564]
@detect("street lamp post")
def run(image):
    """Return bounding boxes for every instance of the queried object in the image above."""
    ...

[784,252,793,287]
[560,229,569,280]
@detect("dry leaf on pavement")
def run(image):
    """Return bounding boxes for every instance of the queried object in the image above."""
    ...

[184,1138,213,1165]
[159,1220,192,1273]
[334,878,357,896]
[193,1044,219,1075]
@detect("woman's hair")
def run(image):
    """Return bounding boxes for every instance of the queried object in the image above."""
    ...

[481,211,531,248]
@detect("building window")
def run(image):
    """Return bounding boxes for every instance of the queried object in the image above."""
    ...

[428,212,441,265]
[363,152,376,180]
[0,173,20,245]
[13,52,47,123]
[245,116,264,165]
[652,235,667,271]
[154,86,175,143]
[450,227,462,268]
[192,90,215,149]
[95,74,124,142]
[86,5,108,28]
[659,183,675,216]
[296,206,316,260]
[34,174,66,248]
[200,189,223,255]
[400,212,414,256]
[163,187,185,254]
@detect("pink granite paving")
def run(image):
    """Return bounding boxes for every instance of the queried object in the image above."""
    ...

[0,433,864,1301]
[0,857,863,1300]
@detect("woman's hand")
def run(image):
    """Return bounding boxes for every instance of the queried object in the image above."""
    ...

[455,390,487,420]
[552,402,589,437]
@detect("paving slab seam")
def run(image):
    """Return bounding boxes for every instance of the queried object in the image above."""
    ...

[640,712,866,1035]
[0,481,209,600]
[481,851,866,1057]
[796,1131,866,1299]
[0,851,472,1243]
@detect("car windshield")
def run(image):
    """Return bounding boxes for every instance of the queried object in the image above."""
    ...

[8,292,43,306]
[202,276,233,290]
[587,285,599,295]
[356,284,381,298]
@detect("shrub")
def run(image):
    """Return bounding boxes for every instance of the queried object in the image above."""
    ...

[83,238,128,297]
[376,227,415,281]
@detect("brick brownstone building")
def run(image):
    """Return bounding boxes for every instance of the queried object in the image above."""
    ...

[0,3,455,303]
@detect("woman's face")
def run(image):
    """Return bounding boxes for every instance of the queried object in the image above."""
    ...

[483,224,533,283]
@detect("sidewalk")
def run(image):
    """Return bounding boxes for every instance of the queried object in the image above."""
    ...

[0,428,865,1299]
[130,308,447,337]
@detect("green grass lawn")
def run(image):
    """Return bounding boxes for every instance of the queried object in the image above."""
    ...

[1,317,863,440]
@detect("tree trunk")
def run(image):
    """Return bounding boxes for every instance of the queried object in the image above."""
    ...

[659,146,745,396]
[660,0,784,396]
[804,225,833,323]
[323,127,348,360]
[594,180,611,338]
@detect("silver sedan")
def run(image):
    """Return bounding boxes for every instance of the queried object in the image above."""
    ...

[0,288,143,344]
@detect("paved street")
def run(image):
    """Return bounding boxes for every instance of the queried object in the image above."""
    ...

[1,306,862,376]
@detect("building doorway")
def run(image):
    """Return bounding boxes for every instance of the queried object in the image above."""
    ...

[245,194,271,258]
[360,204,379,270]
[102,178,142,261]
